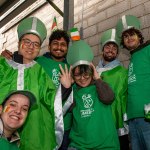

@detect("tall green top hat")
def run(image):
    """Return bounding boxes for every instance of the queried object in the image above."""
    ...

[100,29,120,49]
[17,17,47,43]
[116,15,141,37]
[67,40,94,68]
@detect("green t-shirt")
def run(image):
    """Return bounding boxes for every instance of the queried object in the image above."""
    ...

[127,44,150,120]
[69,84,120,150]
[0,138,19,150]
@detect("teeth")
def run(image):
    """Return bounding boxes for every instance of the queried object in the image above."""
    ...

[10,116,19,120]
[27,52,32,54]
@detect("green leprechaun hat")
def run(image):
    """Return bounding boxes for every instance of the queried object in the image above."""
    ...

[116,15,141,37]
[67,40,94,68]
[17,17,47,43]
[100,28,120,50]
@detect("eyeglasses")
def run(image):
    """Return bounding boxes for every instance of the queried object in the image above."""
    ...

[73,73,91,80]
[22,39,41,49]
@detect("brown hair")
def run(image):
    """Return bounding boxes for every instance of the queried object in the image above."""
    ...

[121,28,144,50]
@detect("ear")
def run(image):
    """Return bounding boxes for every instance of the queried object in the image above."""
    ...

[48,45,51,52]
[18,41,21,47]
[0,105,3,114]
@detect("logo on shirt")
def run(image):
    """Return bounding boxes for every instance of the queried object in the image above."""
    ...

[128,63,136,84]
[52,68,60,87]
[80,94,94,118]
[82,94,93,108]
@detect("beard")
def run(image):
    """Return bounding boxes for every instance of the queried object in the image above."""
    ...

[50,51,67,61]
[103,54,116,62]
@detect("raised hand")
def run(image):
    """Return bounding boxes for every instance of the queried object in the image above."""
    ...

[90,63,101,80]
[1,49,13,59]
[59,64,73,88]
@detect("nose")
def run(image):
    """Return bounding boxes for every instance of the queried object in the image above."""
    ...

[80,75,85,79]
[57,44,61,49]
[28,42,34,49]
[14,107,21,114]
[107,48,113,53]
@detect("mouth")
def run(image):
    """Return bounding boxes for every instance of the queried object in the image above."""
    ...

[79,79,89,84]
[9,115,20,121]
[55,49,64,53]
[107,53,115,57]
[128,40,135,43]
[26,51,33,54]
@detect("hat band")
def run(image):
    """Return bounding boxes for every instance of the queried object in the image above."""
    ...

[122,16,134,31]
[32,17,37,31]
[122,15,128,29]
[102,39,119,48]
[19,29,42,42]
[111,29,116,41]
[72,60,91,68]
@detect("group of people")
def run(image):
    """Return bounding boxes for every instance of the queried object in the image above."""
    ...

[0,14,150,150]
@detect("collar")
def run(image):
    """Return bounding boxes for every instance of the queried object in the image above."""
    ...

[97,59,122,69]
[130,40,150,55]
[43,52,67,63]
[0,119,20,143]
[96,59,122,75]
[6,59,36,69]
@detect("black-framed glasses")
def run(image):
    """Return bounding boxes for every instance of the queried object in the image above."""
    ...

[73,73,91,80]
[22,39,41,49]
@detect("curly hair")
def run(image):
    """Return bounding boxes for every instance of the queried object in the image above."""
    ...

[121,28,144,50]
[49,29,70,47]
[121,27,144,49]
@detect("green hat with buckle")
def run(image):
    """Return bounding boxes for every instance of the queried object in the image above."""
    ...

[116,15,141,37]
[67,40,94,68]
[100,28,120,50]
[17,17,47,43]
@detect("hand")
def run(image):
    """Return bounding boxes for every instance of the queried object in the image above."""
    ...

[59,64,73,88]
[1,49,13,60]
[90,63,100,80]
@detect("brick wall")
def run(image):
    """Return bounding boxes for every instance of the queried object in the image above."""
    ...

[0,0,150,68]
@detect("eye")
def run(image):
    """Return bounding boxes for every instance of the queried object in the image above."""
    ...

[84,73,89,76]
[130,32,135,36]
[34,42,40,48]
[105,45,110,49]
[24,40,31,45]
[60,43,67,47]
[123,35,128,38]
[112,47,117,51]
[9,102,17,107]
[22,107,29,112]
